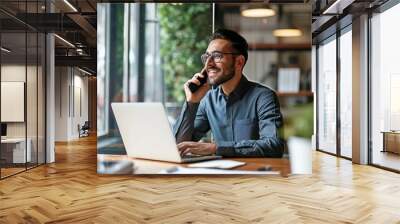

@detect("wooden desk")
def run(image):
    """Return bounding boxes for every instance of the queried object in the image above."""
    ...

[1,138,31,164]
[97,154,290,176]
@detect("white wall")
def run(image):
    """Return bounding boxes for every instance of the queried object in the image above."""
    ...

[55,66,69,141]
[1,65,38,138]
[1,63,46,163]
[54,67,89,141]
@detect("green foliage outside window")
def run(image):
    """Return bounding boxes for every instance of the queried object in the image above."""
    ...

[158,4,211,103]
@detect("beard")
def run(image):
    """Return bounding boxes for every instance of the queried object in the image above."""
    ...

[207,65,235,86]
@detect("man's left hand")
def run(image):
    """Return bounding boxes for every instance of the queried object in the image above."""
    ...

[177,142,217,156]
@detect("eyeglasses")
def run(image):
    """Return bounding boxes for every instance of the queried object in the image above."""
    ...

[201,51,240,64]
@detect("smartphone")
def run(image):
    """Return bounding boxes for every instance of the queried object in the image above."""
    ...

[188,69,208,93]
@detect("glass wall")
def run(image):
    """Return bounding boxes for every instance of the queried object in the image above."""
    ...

[1,31,28,177]
[317,36,337,154]
[316,26,353,158]
[0,2,46,179]
[339,27,352,158]
[371,3,400,171]
[97,3,213,154]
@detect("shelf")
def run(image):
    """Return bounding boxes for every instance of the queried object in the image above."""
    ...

[276,91,313,97]
[248,43,311,51]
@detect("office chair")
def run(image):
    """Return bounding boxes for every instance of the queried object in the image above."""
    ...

[79,121,90,138]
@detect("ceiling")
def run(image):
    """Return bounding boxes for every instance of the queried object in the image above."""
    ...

[0,0,97,74]
[0,0,311,75]
[216,3,311,44]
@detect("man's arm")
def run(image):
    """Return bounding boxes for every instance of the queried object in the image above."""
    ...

[173,70,217,156]
[173,100,210,143]
[216,90,284,158]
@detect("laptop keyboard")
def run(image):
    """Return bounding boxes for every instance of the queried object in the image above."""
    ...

[181,154,222,163]
[182,153,204,158]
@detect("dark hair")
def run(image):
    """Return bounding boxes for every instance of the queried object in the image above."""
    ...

[210,29,248,63]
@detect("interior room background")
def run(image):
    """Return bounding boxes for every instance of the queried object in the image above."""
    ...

[313,0,400,171]
[97,3,312,158]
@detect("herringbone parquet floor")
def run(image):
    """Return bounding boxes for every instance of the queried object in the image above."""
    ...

[1,136,400,223]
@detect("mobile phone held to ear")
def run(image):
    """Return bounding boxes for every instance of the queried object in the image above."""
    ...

[188,69,208,93]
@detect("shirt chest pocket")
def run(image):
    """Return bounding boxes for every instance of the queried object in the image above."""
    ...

[233,118,259,141]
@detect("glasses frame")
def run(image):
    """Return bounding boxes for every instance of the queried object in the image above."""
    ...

[201,51,240,64]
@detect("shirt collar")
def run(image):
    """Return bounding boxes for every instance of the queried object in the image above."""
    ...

[218,75,250,100]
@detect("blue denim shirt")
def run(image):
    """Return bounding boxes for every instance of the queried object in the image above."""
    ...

[173,75,284,158]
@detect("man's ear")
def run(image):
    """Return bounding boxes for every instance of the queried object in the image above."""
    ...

[235,55,245,70]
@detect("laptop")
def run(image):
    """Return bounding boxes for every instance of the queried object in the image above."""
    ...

[111,102,221,163]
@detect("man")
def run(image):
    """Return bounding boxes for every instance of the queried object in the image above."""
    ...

[173,29,284,158]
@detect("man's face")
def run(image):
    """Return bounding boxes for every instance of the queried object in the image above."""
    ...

[205,39,237,86]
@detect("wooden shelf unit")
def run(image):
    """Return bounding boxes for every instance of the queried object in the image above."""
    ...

[276,91,313,97]
[248,43,311,51]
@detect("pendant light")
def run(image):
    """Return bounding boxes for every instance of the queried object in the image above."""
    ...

[241,4,275,18]
[273,6,302,37]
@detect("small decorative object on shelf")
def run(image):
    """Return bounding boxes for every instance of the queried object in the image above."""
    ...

[277,67,300,93]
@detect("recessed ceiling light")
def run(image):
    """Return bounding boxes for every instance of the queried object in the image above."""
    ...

[54,34,75,48]
[78,67,92,76]
[63,0,78,12]
[1,47,11,53]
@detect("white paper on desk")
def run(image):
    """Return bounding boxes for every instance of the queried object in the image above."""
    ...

[187,160,245,169]
[158,167,280,175]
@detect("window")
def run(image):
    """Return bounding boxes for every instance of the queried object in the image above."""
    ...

[317,36,337,154]
[97,4,110,137]
[97,3,213,154]
[370,2,400,171]
[339,28,352,158]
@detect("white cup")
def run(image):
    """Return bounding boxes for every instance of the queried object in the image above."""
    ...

[288,136,312,174]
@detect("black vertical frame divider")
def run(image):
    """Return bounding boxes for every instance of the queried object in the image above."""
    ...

[68,72,71,118]
[315,44,319,151]
[127,5,131,102]
[25,0,28,171]
[36,0,39,168]
[137,4,146,102]
[72,68,75,118]
[367,11,373,165]
[0,25,2,179]
[44,0,48,164]
[336,24,341,157]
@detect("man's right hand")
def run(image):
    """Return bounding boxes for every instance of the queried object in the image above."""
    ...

[184,69,210,103]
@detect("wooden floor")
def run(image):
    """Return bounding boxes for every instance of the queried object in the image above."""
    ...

[1,136,400,223]
[1,167,26,177]
[372,150,400,171]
